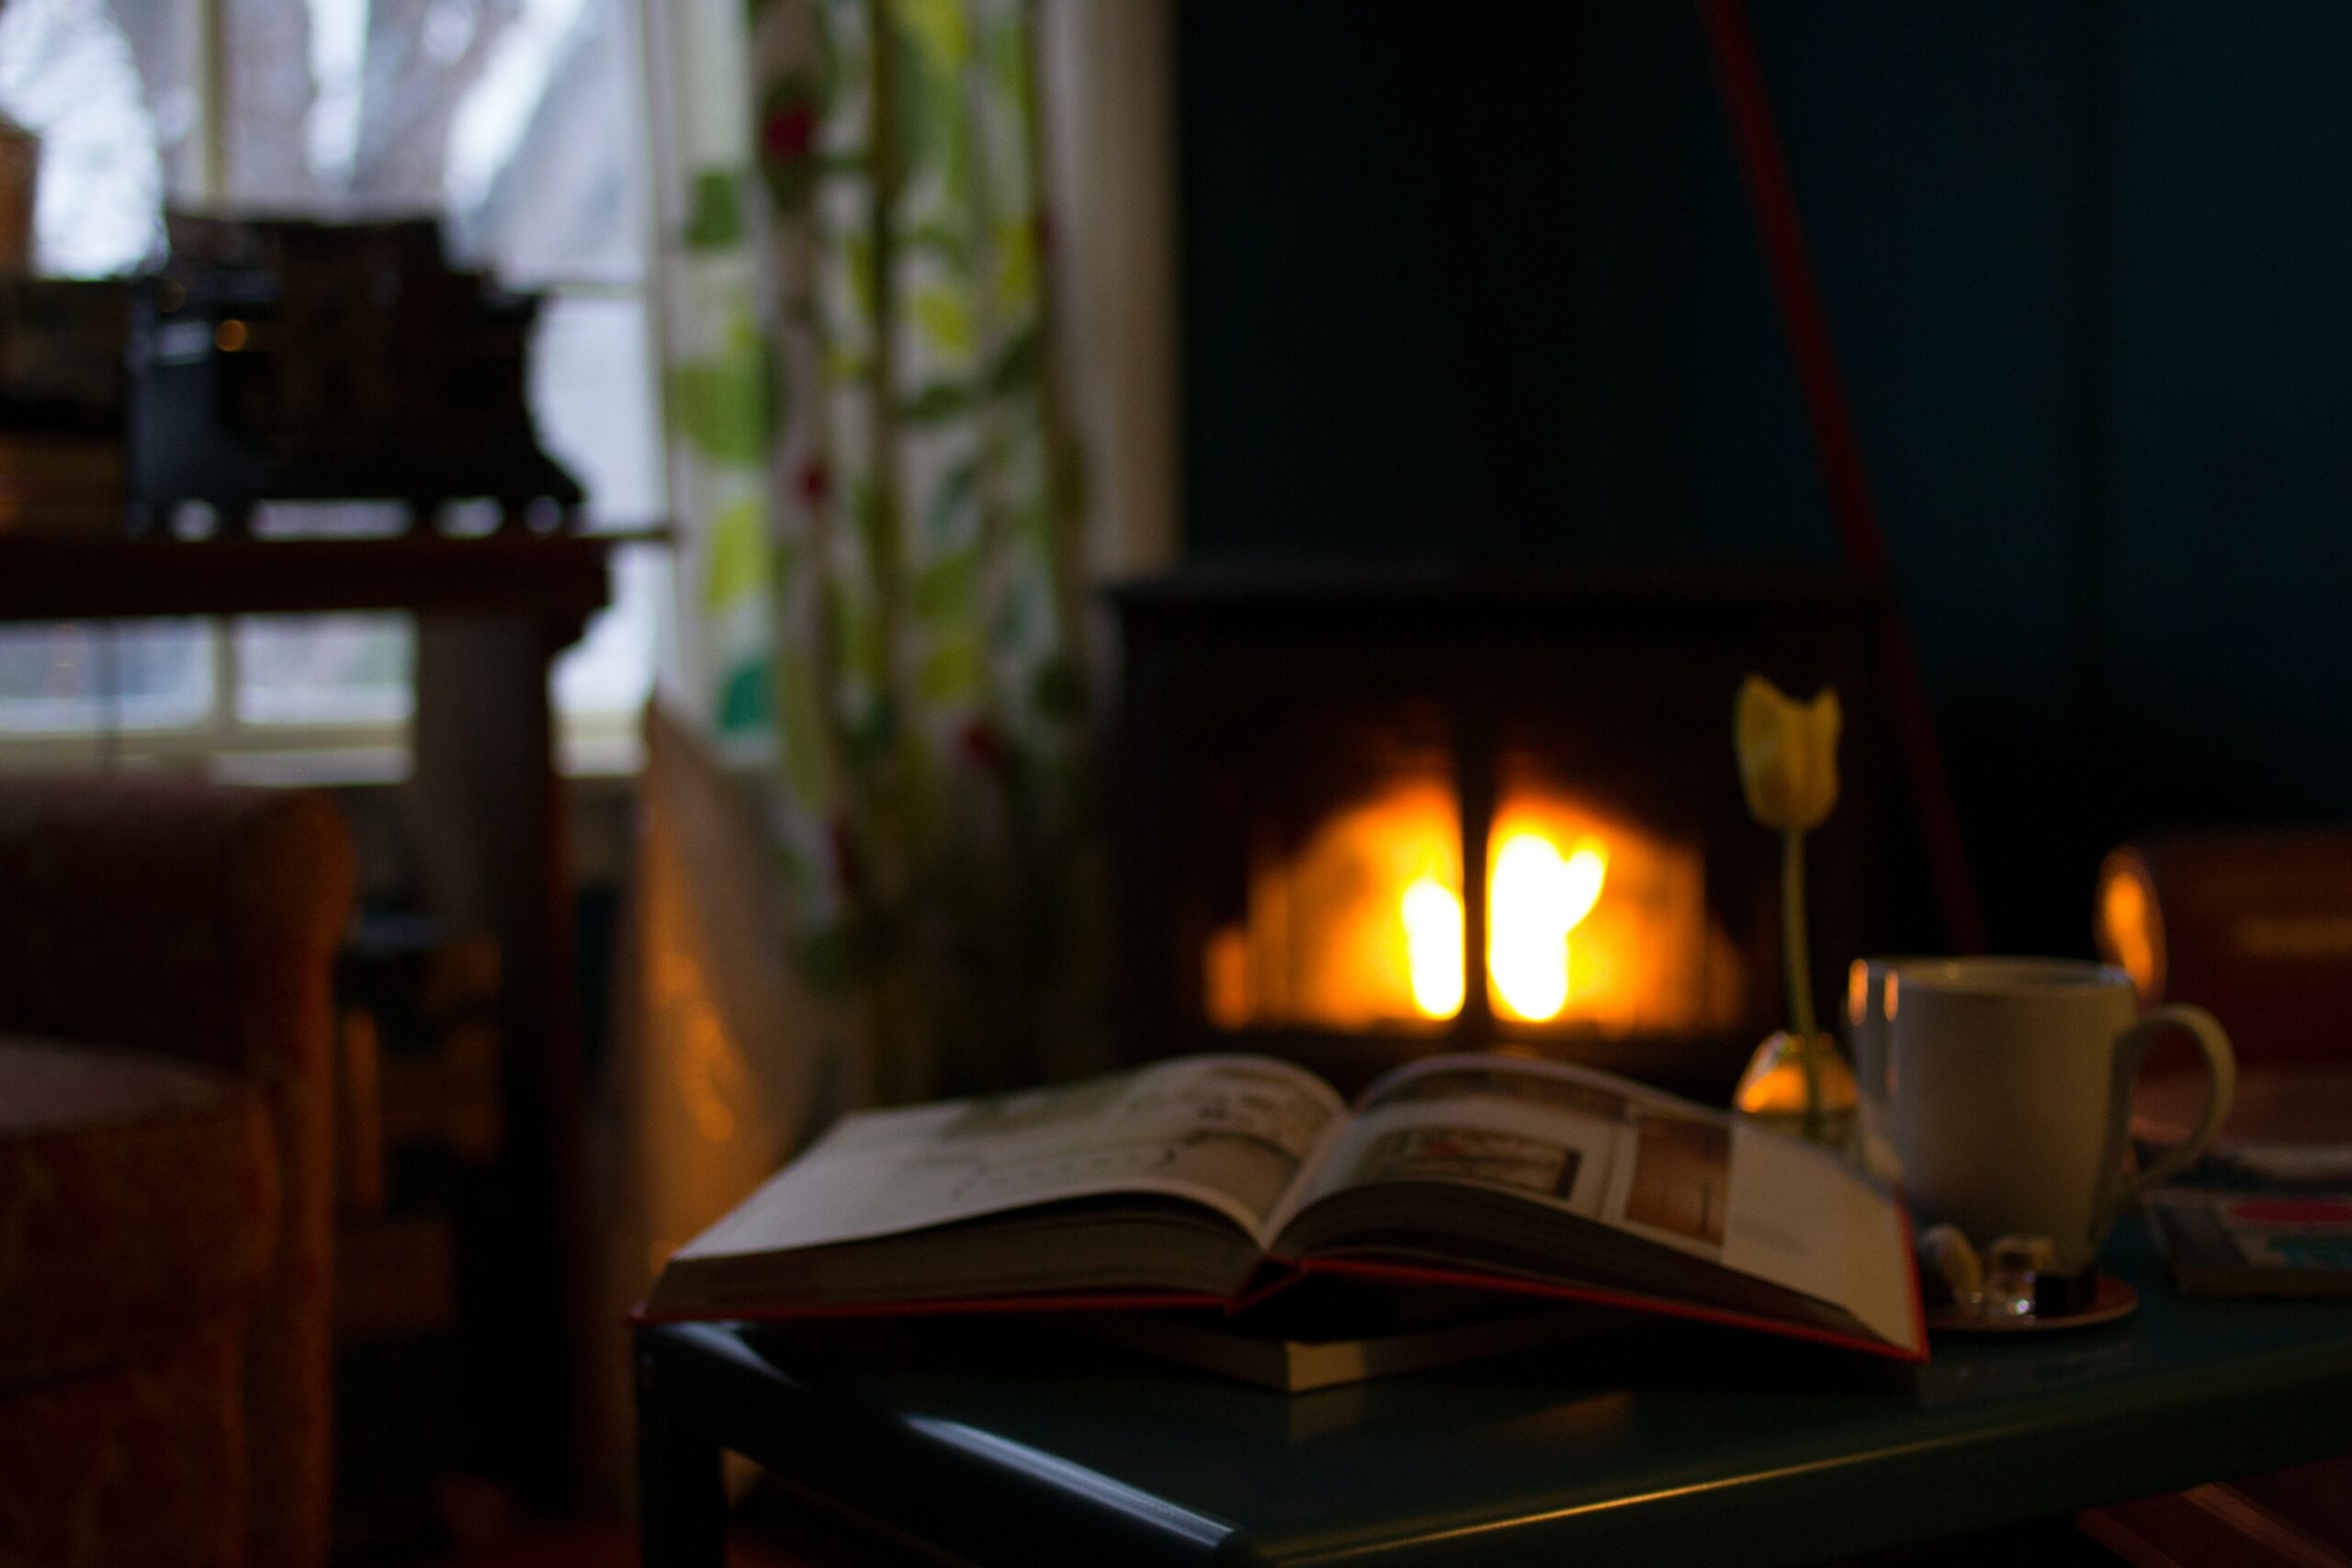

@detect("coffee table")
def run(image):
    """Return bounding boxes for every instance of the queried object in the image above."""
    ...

[635,1221,2352,1566]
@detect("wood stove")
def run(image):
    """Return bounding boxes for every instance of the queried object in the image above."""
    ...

[1110,568,1894,1100]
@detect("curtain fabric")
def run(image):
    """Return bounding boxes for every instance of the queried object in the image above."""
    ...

[650,0,1094,1102]
[594,2,1114,1491]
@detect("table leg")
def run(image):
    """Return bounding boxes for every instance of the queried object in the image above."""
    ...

[410,613,590,1501]
[638,1358,727,1568]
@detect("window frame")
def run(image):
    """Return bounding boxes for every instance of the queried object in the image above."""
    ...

[0,0,670,782]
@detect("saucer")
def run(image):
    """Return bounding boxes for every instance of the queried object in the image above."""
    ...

[1926,1272,2138,1335]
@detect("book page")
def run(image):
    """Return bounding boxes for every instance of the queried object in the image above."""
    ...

[1719,1119,1918,1349]
[1271,1054,1665,1236]
[673,1055,1350,1263]
[1273,1053,1917,1348]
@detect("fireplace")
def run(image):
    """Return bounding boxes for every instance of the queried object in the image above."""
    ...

[1110,569,1893,1099]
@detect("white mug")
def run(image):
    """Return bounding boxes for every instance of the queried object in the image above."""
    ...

[1883,957,2234,1272]
[1847,955,2099,1181]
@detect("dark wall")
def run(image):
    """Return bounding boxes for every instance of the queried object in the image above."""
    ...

[1176,3,1587,564]
[1178,0,2352,953]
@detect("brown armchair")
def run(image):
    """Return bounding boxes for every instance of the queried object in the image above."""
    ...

[0,779,353,1568]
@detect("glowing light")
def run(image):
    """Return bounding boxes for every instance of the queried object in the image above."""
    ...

[1487,833,1608,1021]
[1198,779,1727,1036]
[1400,876,1466,1019]
[1204,923,1252,1030]
[1563,845,1608,927]
[2098,851,2163,1002]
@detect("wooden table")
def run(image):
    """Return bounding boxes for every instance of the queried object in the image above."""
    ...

[0,532,620,1501]
[635,1221,2352,1566]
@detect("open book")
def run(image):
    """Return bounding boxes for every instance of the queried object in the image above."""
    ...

[641,1052,1926,1361]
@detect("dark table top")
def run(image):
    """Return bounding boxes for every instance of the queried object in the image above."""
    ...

[637,1222,2352,1567]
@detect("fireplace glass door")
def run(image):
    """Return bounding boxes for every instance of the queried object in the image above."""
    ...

[1192,704,1745,1045]
[1112,571,1888,1097]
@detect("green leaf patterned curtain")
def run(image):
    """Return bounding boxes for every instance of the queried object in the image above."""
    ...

[650,0,1093,1098]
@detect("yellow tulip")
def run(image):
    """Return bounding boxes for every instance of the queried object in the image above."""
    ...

[1734,674,1844,1142]
[1735,676,1841,833]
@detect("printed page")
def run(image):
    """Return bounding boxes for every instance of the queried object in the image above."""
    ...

[674,1055,1351,1263]
[1719,1122,1917,1350]
[1275,1053,1914,1346]
[1274,1053,1683,1235]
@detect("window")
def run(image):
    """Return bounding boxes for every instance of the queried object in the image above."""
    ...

[0,0,667,779]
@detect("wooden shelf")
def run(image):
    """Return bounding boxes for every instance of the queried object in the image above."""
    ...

[0,532,662,643]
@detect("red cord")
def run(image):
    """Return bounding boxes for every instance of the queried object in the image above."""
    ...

[1696,0,1985,952]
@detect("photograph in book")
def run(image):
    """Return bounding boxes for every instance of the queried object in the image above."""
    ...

[1625,1116,1732,1248]
[640,1050,1925,1362]
[1344,1126,1587,1201]
[1363,1065,1634,1123]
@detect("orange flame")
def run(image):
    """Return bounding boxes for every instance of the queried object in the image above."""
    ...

[1204,780,1733,1037]
[1486,833,1608,1021]
[1400,876,1466,1018]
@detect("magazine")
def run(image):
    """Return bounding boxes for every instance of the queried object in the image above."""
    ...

[2145,1188,2352,1298]
[640,1052,1926,1360]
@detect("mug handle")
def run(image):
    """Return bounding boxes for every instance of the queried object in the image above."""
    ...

[2096,1003,2237,1232]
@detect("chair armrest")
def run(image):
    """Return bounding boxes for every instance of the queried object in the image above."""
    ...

[0,777,353,1081]
[0,775,354,1568]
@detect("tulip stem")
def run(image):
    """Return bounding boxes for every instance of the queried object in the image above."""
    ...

[1782,827,1823,1141]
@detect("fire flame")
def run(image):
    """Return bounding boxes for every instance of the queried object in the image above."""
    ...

[1203,780,1731,1037]
[1400,876,1467,1018]
[1396,831,1608,1022]
[1487,833,1608,1021]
